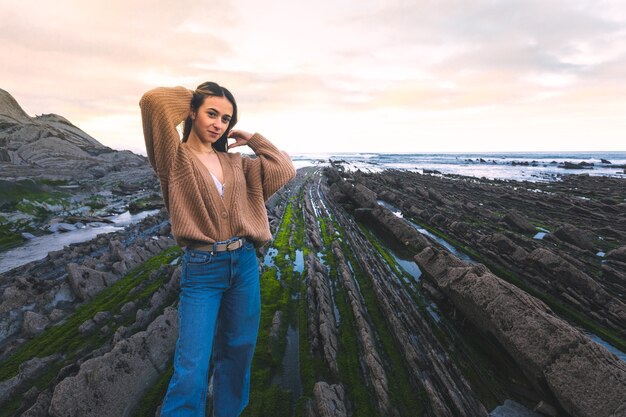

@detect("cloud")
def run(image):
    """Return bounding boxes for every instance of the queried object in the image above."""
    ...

[1,0,625,152]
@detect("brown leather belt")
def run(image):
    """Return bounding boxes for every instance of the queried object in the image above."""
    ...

[187,238,245,253]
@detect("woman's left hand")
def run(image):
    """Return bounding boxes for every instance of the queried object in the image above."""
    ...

[228,129,253,149]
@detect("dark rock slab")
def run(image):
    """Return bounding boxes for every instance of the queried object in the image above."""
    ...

[502,211,536,234]
[415,246,626,417]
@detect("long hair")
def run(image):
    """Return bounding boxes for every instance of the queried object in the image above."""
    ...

[182,81,238,152]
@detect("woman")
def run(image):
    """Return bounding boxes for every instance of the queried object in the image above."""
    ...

[140,82,296,417]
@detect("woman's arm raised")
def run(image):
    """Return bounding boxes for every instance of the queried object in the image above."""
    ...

[139,87,192,178]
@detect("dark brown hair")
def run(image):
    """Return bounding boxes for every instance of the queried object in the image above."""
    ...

[182,81,238,152]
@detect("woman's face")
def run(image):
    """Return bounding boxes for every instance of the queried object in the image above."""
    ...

[191,95,234,145]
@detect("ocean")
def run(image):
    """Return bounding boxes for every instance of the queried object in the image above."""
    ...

[290,151,626,182]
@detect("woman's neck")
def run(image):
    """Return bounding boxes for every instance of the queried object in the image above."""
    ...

[187,135,215,154]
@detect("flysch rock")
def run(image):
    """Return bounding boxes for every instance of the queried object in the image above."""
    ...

[304,251,339,376]
[66,264,119,301]
[21,388,52,417]
[306,382,347,417]
[0,215,175,356]
[0,354,61,406]
[323,171,487,417]
[48,306,178,417]
[0,88,145,177]
[21,311,50,336]
[525,247,626,327]
[269,310,283,343]
[415,245,626,417]
[332,241,395,416]
[303,182,324,250]
[356,168,626,339]
[502,211,536,234]
[607,245,626,263]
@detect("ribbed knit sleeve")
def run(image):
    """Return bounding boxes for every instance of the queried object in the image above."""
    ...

[139,86,192,178]
[243,133,296,200]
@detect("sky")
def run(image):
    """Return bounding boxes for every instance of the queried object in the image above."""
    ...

[1,0,625,154]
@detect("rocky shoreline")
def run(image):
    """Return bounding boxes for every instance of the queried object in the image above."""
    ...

[0,166,625,416]
[324,164,626,416]
[358,169,626,343]
[0,88,161,253]
[2,88,625,417]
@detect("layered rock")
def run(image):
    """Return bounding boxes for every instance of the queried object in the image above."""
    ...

[416,245,626,417]
[306,382,348,417]
[0,210,175,355]
[49,307,178,417]
[0,354,61,406]
[356,168,626,338]
[0,88,145,176]
[323,171,487,416]
[332,242,395,416]
[0,88,160,253]
[305,251,339,376]
[303,178,324,250]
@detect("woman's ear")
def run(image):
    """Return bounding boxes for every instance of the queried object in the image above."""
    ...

[190,110,196,120]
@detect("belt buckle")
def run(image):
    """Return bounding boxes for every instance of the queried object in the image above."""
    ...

[226,239,240,251]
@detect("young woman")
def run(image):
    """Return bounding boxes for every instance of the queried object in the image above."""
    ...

[140,82,296,417]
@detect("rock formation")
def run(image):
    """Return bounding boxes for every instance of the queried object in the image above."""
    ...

[1,156,625,416]
[48,307,178,417]
[0,88,160,252]
[416,245,626,417]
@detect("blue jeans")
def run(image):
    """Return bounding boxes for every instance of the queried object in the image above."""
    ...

[160,238,261,417]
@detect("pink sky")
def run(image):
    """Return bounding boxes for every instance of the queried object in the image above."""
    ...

[1,0,625,154]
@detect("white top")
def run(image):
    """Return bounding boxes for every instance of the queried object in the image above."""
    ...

[210,172,224,198]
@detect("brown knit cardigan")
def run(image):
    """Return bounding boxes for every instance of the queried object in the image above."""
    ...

[140,86,296,248]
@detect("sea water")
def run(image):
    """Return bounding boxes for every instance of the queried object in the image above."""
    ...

[291,151,626,182]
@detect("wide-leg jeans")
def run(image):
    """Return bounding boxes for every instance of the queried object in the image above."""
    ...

[160,238,260,417]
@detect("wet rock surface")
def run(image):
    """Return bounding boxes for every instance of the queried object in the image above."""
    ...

[2,152,625,417]
[305,252,339,376]
[0,88,161,253]
[416,246,626,417]
[0,209,176,356]
[326,165,625,416]
[356,169,626,339]
[306,382,348,417]
[323,171,488,416]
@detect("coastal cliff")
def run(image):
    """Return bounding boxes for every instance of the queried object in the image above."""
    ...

[0,88,160,254]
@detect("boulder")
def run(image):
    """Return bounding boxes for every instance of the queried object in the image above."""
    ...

[22,311,49,336]
[49,309,65,322]
[502,211,536,234]
[92,311,112,325]
[48,222,76,233]
[66,264,119,300]
[78,319,96,335]
[607,246,626,263]
[1,283,30,313]
[553,225,595,251]
[0,354,60,406]
[307,382,347,417]
[49,307,178,417]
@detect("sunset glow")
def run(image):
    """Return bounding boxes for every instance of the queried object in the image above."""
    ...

[1,0,625,154]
